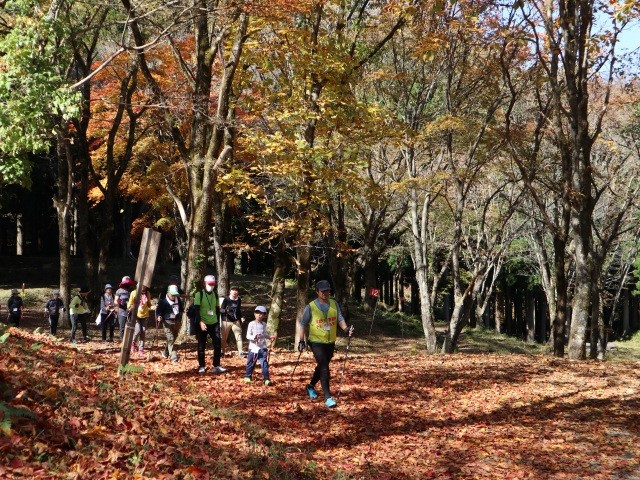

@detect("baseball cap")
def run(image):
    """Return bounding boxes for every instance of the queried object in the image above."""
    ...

[104,283,113,290]
[315,280,331,291]
[204,275,216,285]
[167,285,180,295]
[254,305,267,313]
[52,289,60,295]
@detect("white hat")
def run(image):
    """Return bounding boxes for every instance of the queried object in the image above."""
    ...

[204,275,216,285]
[254,305,267,313]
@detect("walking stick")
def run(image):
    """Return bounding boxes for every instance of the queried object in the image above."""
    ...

[335,327,354,402]
[288,347,305,387]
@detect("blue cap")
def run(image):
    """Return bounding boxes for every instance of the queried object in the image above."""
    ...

[315,280,331,291]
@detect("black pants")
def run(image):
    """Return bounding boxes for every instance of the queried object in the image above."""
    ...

[8,314,21,328]
[101,312,115,340]
[309,342,336,399]
[70,313,89,340]
[197,322,222,368]
[49,315,59,335]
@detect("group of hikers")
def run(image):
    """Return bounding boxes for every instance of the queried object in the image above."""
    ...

[7,276,354,408]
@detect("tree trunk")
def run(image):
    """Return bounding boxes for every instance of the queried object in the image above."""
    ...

[54,132,74,330]
[415,266,437,353]
[495,283,504,334]
[212,192,229,295]
[295,245,311,344]
[526,294,535,343]
[442,286,473,353]
[266,242,289,339]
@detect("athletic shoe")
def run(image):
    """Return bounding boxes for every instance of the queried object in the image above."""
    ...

[198,367,206,374]
[306,385,318,399]
[138,348,145,356]
[325,397,337,408]
[70,338,77,344]
[170,356,179,363]
[244,377,251,383]
[161,352,169,359]
[264,380,272,386]
[212,366,227,373]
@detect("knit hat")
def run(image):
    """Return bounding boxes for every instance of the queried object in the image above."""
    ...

[204,275,216,286]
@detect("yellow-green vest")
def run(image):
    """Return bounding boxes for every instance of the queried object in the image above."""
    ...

[308,299,338,343]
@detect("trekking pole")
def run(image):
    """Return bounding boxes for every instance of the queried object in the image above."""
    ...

[368,300,379,337]
[335,326,354,402]
[288,345,305,387]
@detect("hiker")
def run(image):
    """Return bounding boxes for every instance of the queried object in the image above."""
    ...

[156,284,183,362]
[44,289,65,335]
[7,289,24,327]
[99,284,117,342]
[194,274,226,374]
[244,305,275,385]
[297,280,353,408]
[128,284,152,356]
[221,286,246,357]
[69,286,91,343]
[115,276,135,341]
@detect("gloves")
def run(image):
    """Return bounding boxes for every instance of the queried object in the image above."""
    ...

[298,340,306,352]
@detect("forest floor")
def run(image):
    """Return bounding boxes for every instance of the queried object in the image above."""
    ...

[1,302,639,479]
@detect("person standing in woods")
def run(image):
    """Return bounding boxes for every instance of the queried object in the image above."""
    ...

[115,276,135,341]
[297,280,353,408]
[221,286,246,357]
[194,274,226,374]
[156,284,183,362]
[128,284,152,355]
[244,305,275,385]
[7,288,24,327]
[69,286,91,343]
[44,289,65,335]
[99,284,117,342]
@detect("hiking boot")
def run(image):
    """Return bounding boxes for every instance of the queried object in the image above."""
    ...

[243,377,251,383]
[325,397,337,408]
[264,380,272,386]
[306,385,318,400]
[212,366,227,373]
[198,367,206,374]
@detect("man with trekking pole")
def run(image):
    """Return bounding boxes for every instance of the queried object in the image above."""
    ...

[296,280,354,408]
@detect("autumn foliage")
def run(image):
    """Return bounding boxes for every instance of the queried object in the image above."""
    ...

[1,327,639,479]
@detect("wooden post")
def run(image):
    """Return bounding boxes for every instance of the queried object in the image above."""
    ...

[118,228,162,374]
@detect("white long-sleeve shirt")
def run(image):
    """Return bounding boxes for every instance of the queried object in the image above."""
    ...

[246,320,269,353]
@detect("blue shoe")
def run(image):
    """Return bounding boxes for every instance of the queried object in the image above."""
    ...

[306,385,318,399]
[325,397,337,408]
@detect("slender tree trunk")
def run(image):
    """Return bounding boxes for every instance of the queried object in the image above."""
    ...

[266,242,289,338]
[295,245,311,344]
[212,192,229,295]
[54,132,74,330]
[495,283,504,334]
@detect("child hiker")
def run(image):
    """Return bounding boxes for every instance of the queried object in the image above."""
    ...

[244,305,275,386]
[44,289,65,335]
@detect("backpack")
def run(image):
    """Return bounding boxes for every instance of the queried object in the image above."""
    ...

[187,291,201,335]
[118,290,131,308]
